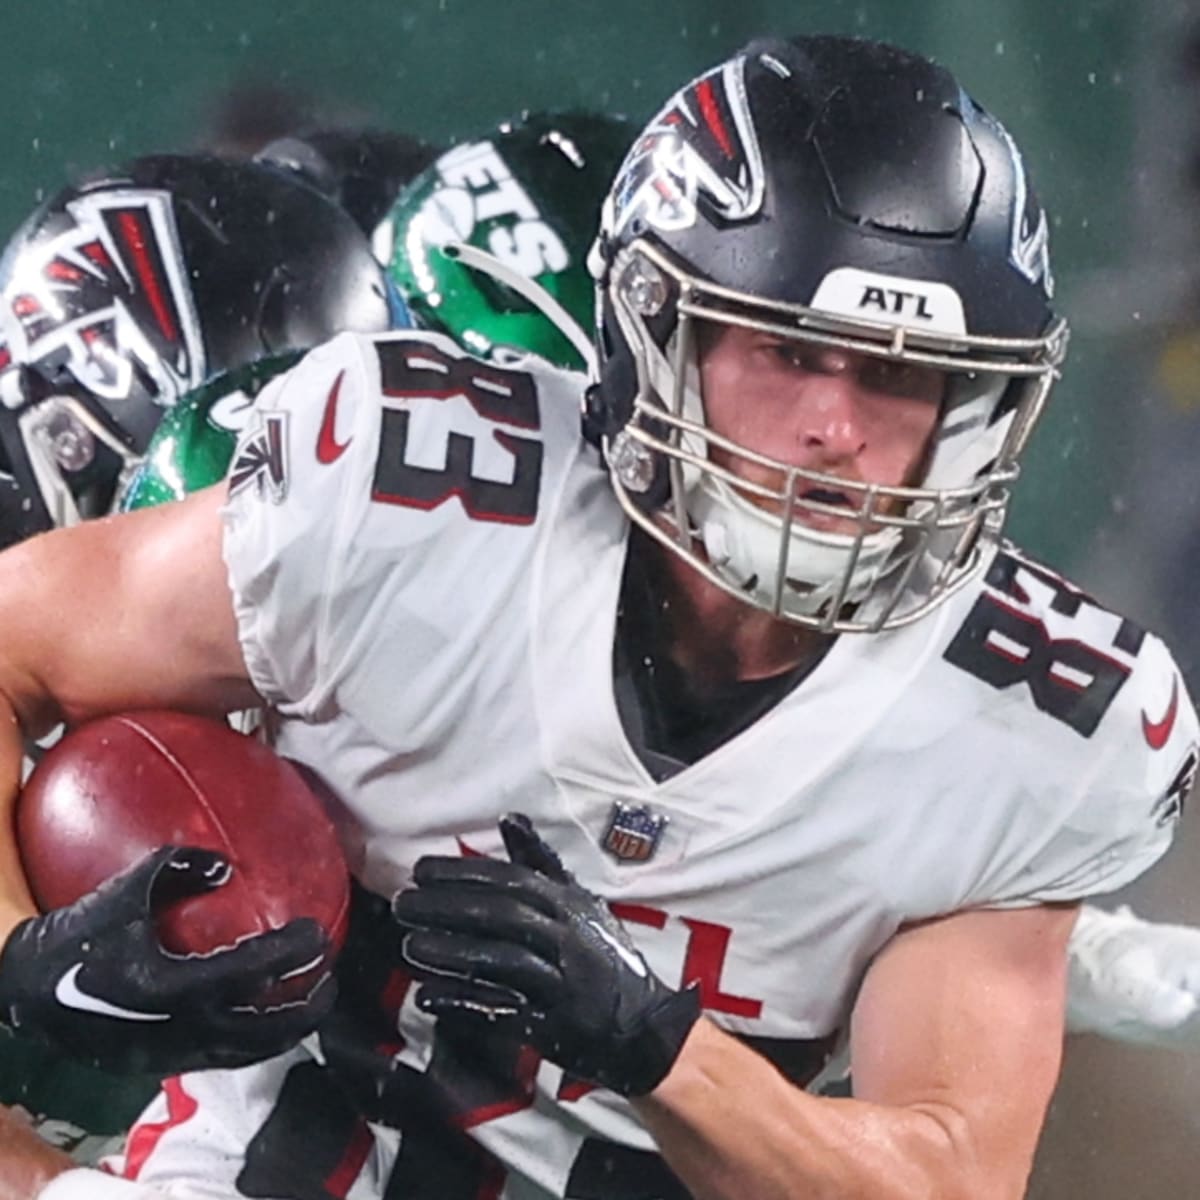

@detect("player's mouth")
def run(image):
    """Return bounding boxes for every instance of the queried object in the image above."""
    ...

[724,466,887,534]
[793,485,861,533]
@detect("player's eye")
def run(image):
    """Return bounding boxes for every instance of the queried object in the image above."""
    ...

[859,359,945,402]
[766,341,815,371]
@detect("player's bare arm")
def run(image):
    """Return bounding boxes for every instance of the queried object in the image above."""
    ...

[636,905,1074,1200]
[0,487,332,1080]
[0,486,252,941]
[398,817,1076,1200]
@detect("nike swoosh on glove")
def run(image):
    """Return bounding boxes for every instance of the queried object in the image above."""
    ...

[1067,903,1200,1047]
[0,845,336,1074]
[392,813,701,1097]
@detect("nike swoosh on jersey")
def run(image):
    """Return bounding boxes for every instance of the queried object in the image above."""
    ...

[1142,675,1180,751]
[54,963,172,1023]
[315,370,351,464]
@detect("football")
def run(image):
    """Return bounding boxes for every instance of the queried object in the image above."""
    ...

[17,711,350,1001]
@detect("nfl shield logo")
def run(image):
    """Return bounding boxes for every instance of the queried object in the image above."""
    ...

[602,801,668,864]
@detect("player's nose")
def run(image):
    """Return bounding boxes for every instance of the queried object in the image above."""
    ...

[793,366,869,463]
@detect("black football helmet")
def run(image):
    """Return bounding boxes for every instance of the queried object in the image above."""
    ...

[254,127,442,245]
[0,153,393,546]
[587,35,1068,632]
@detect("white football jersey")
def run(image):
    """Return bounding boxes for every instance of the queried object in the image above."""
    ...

[104,328,1194,1200]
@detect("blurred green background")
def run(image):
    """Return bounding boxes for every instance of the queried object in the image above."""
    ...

[0,0,1162,572]
[5,1,1200,1195]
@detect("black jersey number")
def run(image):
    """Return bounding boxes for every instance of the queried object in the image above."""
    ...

[943,549,1145,737]
[371,340,543,524]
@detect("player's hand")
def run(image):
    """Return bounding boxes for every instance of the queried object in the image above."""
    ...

[0,845,336,1074]
[317,881,431,1127]
[1067,904,1200,1047]
[392,813,701,1096]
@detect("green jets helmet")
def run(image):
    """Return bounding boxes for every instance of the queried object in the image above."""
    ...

[123,112,634,509]
[384,110,634,371]
[119,356,298,510]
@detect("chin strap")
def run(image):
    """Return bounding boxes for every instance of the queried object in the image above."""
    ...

[440,241,597,376]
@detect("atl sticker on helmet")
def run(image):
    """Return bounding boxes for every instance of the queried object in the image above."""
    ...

[810,268,968,336]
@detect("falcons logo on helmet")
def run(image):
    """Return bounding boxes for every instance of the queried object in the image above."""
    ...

[608,56,765,237]
[1,189,205,406]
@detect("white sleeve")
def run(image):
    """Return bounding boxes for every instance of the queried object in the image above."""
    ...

[220,328,579,727]
[39,1049,347,1199]
[987,629,1198,908]
[39,1170,180,1200]
[221,331,379,717]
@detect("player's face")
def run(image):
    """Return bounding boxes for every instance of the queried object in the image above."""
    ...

[698,323,946,535]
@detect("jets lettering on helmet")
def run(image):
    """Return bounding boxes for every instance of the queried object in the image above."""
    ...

[420,141,569,278]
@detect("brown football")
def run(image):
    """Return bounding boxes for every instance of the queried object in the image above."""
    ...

[17,710,350,1001]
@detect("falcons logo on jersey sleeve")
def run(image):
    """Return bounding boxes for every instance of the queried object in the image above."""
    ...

[229,411,289,504]
[1,189,205,405]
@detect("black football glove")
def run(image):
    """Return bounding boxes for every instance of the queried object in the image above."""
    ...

[392,813,701,1097]
[0,845,336,1074]
[316,881,430,1126]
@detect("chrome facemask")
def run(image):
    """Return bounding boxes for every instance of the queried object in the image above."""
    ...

[0,374,144,528]
[602,240,1068,633]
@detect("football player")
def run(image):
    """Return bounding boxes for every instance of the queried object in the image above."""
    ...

[122,112,1200,1056]
[0,116,1175,1189]
[0,34,1190,1200]
[0,149,401,1161]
